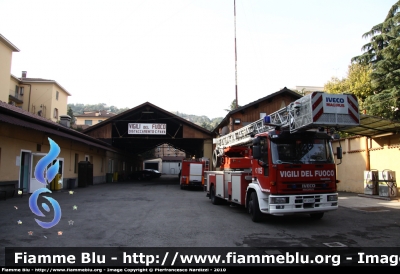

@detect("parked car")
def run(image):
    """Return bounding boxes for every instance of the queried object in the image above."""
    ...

[130,169,161,181]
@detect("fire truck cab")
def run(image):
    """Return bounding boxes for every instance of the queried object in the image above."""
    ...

[179,158,209,189]
[205,91,360,222]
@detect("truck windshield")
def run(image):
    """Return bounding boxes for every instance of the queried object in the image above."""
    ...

[271,138,334,164]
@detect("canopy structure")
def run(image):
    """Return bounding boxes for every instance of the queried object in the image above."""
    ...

[341,114,400,137]
[82,102,213,157]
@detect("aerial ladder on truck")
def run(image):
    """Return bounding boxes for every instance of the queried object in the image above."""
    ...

[206,91,360,222]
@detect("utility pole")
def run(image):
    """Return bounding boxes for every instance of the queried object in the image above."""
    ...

[234,0,238,109]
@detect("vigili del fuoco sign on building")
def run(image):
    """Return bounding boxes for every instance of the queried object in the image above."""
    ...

[128,123,167,135]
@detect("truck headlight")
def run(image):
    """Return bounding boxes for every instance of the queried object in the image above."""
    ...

[328,195,338,201]
[271,197,289,204]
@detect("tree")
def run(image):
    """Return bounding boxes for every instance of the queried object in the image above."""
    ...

[200,122,213,131]
[351,1,400,120]
[224,99,240,112]
[324,63,373,112]
[67,103,129,115]
[324,77,347,95]
[293,88,307,96]
[67,106,75,125]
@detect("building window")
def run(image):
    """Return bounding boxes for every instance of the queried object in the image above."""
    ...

[85,120,92,125]
[53,108,58,119]
[15,85,18,98]
[98,120,103,123]
[56,91,59,100]
[19,87,24,95]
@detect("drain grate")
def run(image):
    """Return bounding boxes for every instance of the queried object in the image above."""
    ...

[354,206,390,212]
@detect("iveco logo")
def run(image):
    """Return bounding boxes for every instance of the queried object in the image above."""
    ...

[302,184,315,188]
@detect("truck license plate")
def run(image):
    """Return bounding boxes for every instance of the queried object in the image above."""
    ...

[303,198,315,203]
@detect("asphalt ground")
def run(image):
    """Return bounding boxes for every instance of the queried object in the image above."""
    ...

[1,175,399,266]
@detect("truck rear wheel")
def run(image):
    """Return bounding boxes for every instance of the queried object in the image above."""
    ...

[310,212,324,220]
[248,192,263,222]
[210,185,221,205]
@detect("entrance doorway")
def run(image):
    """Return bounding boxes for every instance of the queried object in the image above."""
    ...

[19,151,31,193]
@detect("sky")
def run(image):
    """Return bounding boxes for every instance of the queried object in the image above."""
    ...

[0,0,397,119]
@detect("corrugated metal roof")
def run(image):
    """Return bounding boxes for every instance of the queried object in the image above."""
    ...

[341,114,400,137]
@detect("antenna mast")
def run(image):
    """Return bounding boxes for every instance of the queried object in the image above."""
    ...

[234,0,238,109]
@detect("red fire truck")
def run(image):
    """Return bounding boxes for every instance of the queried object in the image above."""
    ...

[179,158,209,189]
[205,91,360,222]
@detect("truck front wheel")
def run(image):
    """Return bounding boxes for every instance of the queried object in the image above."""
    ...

[248,192,263,222]
[210,185,221,205]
